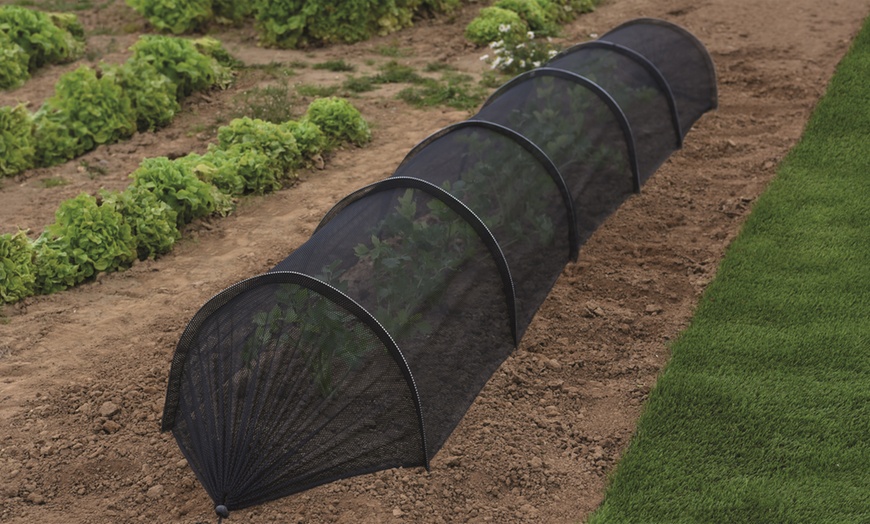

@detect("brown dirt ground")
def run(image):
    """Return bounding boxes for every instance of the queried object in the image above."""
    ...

[0,0,867,522]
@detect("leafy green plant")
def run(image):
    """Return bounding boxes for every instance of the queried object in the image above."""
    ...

[128,34,231,98]
[465,7,528,46]
[312,59,355,72]
[43,193,138,281]
[125,0,212,34]
[216,116,302,173]
[233,84,294,124]
[302,1,414,46]
[46,12,85,40]
[106,60,180,132]
[281,118,327,163]
[397,72,487,111]
[32,233,81,295]
[344,189,475,336]
[242,284,374,397]
[480,27,560,75]
[252,0,450,49]
[101,186,180,260]
[0,104,35,177]
[0,31,30,89]
[177,150,246,196]
[252,0,307,48]
[304,97,370,149]
[0,230,36,304]
[221,144,286,194]
[192,36,239,68]
[212,0,253,24]
[130,157,217,226]
[33,65,137,167]
[0,5,84,71]
[296,83,340,97]
[494,0,557,35]
[373,60,423,84]
[551,0,596,22]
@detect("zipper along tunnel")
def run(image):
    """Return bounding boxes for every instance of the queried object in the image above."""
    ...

[161,18,718,516]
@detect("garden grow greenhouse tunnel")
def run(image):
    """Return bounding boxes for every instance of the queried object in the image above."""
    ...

[161,18,717,519]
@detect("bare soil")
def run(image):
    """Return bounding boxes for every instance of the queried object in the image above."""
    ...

[0,0,867,522]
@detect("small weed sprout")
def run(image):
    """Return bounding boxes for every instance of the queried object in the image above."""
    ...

[480,27,560,75]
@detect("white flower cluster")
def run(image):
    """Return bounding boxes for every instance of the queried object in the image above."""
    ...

[478,26,560,74]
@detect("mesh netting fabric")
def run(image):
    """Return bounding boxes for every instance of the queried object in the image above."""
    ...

[600,18,718,136]
[162,273,425,510]
[548,41,681,183]
[473,68,639,245]
[283,178,516,458]
[161,17,717,516]
[392,121,575,338]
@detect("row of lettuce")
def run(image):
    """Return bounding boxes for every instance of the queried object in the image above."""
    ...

[126,0,596,50]
[0,5,85,89]
[0,34,234,178]
[0,97,371,305]
[466,0,597,75]
[466,0,596,45]
[126,0,465,48]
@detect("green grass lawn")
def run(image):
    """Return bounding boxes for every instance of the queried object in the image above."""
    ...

[588,15,870,524]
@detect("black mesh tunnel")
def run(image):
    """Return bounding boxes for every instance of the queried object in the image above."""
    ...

[279,176,517,459]
[392,120,578,338]
[547,41,683,182]
[598,18,718,136]
[161,17,717,519]
[160,272,426,511]
[472,68,640,246]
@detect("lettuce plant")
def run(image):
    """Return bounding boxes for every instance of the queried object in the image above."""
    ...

[33,65,137,167]
[253,0,309,48]
[304,97,371,149]
[465,7,528,46]
[494,0,557,35]
[253,0,454,48]
[131,157,217,226]
[106,60,180,132]
[0,230,36,304]
[125,0,213,34]
[177,150,246,196]
[32,233,82,294]
[129,35,231,99]
[43,193,138,282]
[102,186,180,260]
[0,5,83,70]
[281,118,327,163]
[0,31,30,89]
[0,104,35,177]
[212,1,254,24]
[217,117,302,174]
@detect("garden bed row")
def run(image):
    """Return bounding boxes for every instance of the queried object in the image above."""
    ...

[0,97,370,305]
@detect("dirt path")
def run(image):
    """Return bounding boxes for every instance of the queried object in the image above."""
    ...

[0,0,867,522]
